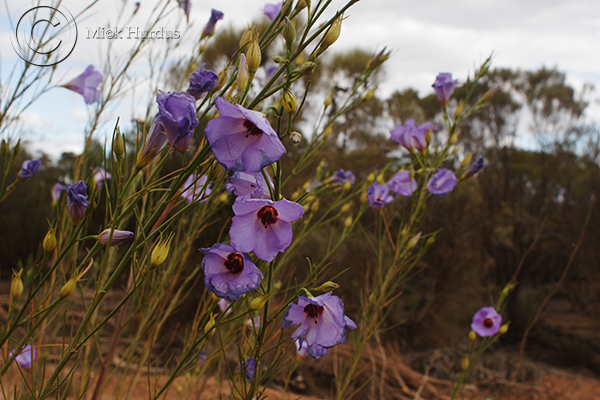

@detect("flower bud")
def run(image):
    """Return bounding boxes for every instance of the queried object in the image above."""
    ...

[310,199,320,212]
[340,203,351,213]
[299,61,316,75]
[481,85,499,102]
[407,232,422,249]
[282,17,296,50]
[237,54,249,91]
[461,357,469,371]
[344,216,353,228]
[460,152,474,170]
[239,27,255,51]
[317,281,339,292]
[98,229,134,246]
[322,15,342,47]
[85,172,96,197]
[297,0,309,11]
[290,131,302,144]
[454,99,464,119]
[60,276,78,298]
[364,89,375,100]
[366,172,376,184]
[250,295,269,310]
[468,330,477,342]
[151,233,174,266]
[322,125,332,139]
[43,228,57,253]
[499,323,509,334]
[324,94,333,108]
[343,181,351,191]
[281,0,293,17]
[11,269,24,300]
[425,129,433,145]
[273,280,282,291]
[376,172,385,184]
[204,313,216,337]
[112,126,125,160]
[13,139,21,158]
[449,132,458,145]
[360,190,367,204]
[282,89,297,112]
[246,39,261,72]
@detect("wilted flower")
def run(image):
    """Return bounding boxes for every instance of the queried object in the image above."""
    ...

[11,345,36,370]
[63,65,102,104]
[465,157,485,178]
[225,171,273,201]
[366,182,394,209]
[201,9,224,38]
[237,356,256,381]
[66,181,89,225]
[281,292,356,359]
[263,2,282,21]
[155,91,199,153]
[93,167,112,188]
[390,119,436,153]
[16,160,41,182]
[186,64,219,100]
[432,73,459,107]
[426,168,457,196]
[181,174,212,203]
[201,243,263,301]
[327,169,355,186]
[230,198,304,262]
[388,170,417,197]
[137,117,168,168]
[51,183,66,204]
[471,307,502,337]
[98,229,134,246]
[205,97,286,173]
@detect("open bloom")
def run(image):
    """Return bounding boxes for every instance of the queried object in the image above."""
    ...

[17,160,41,182]
[230,199,304,262]
[181,174,212,203]
[432,73,459,107]
[201,243,263,301]
[390,119,435,153]
[155,91,199,153]
[327,169,355,186]
[388,170,417,197]
[201,9,224,38]
[471,307,502,337]
[98,229,134,246]
[263,2,282,21]
[63,65,102,104]
[366,182,394,209]
[11,344,36,370]
[51,183,66,204]
[225,171,273,201]
[66,181,89,225]
[205,97,286,173]
[426,168,457,196]
[281,292,356,359]
[187,64,219,100]
[465,157,485,178]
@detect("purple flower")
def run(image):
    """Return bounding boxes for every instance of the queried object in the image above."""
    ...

[471,307,502,337]
[237,356,256,381]
[66,181,89,225]
[201,9,224,38]
[281,292,357,359]
[93,167,111,188]
[295,338,308,358]
[366,182,394,209]
[51,183,66,204]
[230,199,304,262]
[327,169,355,186]
[465,157,485,178]
[11,344,36,370]
[156,91,199,153]
[426,168,457,196]
[388,171,417,197]
[390,119,435,153]
[178,0,191,21]
[263,2,282,21]
[245,315,261,330]
[63,65,102,104]
[432,73,459,107]
[181,174,212,203]
[205,97,286,173]
[187,64,219,100]
[201,243,263,301]
[225,171,273,201]
[264,65,278,82]
[218,298,232,314]
[98,229,134,246]
[16,160,41,182]
[137,117,168,168]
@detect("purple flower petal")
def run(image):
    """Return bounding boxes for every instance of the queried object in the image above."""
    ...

[187,64,219,100]
[471,306,502,337]
[66,181,89,225]
[263,2,282,21]
[388,170,417,197]
[17,160,41,182]
[432,73,459,107]
[156,91,199,153]
[63,65,102,104]
[426,168,457,196]
[366,182,394,209]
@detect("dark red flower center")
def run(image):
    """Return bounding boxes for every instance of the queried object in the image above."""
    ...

[257,205,278,228]
[224,253,244,274]
[483,318,494,328]
[243,119,263,138]
[304,304,324,324]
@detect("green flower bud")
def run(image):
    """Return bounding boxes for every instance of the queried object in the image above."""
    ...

[250,295,269,310]
[282,17,296,51]
[246,39,261,72]
[322,15,342,47]
[43,227,57,253]
[60,276,78,298]
[282,89,297,112]
[11,269,24,300]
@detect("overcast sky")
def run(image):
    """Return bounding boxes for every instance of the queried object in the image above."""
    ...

[1,0,599,158]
